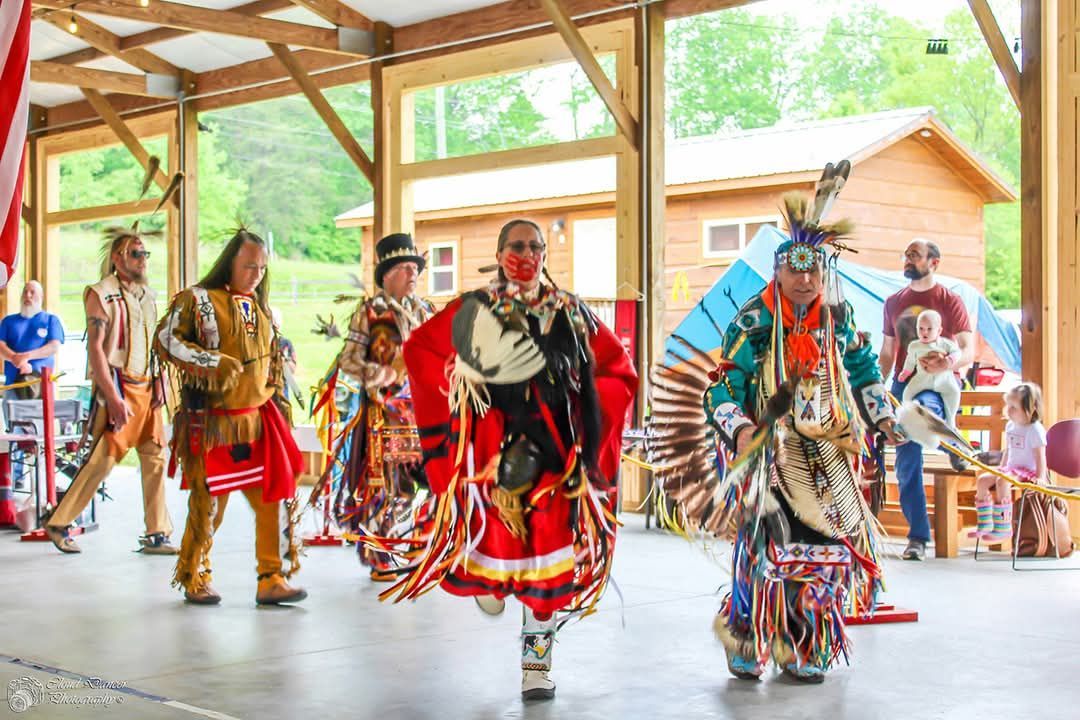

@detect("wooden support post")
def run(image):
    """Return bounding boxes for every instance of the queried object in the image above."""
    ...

[167,120,181,300]
[394,89,416,238]
[28,146,60,313]
[376,72,414,241]
[967,0,1022,108]
[539,0,639,148]
[80,89,172,193]
[1019,0,1050,396]
[267,43,375,183]
[1053,0,1080,426]
[933,475,960,559]
[638,3,665,390]
[371,21,392,246]
[613,21,640,382]
[178,70,199,294]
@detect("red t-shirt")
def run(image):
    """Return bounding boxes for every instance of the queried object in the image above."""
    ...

[882,284,971,379]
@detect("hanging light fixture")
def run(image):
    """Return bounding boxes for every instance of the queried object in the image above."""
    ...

[138,0,149,7]
[68,13,79,33]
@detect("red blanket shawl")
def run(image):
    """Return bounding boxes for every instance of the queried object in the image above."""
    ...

[190,400,302,501]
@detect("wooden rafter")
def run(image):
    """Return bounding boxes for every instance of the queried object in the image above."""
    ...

[33,0,372,56]
[36,0,761,132]
[400,136,617,181]
[538,0,638,147]
[38,10,179,76]
[285,0,373,30]
[46,47,103,66]
[966,0,1021,108]
[32,61,179,98]
[120,0,296,50]
[47,197,163,226]
[45,0,295,66]
[267,43,374,183]
[81,89,172,193]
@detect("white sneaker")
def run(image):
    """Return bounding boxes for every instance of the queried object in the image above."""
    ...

[521,669,555,700]
[474,595,506,616]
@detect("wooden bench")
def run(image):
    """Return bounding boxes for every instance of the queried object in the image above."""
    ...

[881,390,1007,558]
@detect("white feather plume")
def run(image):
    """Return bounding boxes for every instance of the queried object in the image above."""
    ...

[895,402,974,452]
[451,296,546,385]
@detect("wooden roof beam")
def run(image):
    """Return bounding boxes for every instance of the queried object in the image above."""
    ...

[80,88,172,194]
[46,47,103,66]
[393,0,753,57]
[43,0,295,65]
[38,10,180,75]
[285,0,373,30]
[267,42,374,182]
[33,0,373,56]
[32,61,180,98]
[119,0,297,50]
[966,0,1021,108]
[538,0,638,148]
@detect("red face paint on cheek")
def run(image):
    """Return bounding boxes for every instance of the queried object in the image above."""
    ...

[503,253,539,283]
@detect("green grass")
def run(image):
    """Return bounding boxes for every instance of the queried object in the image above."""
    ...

[55,230,364,411]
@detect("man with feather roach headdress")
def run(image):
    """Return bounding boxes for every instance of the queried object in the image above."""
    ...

[652,162,900,684]
[309,232,434,581]
[155,229,306,607]
[363,219,637,701]
[43,225,177,556]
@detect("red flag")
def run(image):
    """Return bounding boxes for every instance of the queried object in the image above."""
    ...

[0,0,31,289]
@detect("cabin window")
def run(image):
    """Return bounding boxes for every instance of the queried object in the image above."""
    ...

[702,216,781,258]
[428,241,458,295]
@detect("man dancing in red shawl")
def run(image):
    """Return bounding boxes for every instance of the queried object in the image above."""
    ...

[383,219,636,700]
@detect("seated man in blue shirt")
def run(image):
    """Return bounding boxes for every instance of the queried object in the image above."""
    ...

[0,281,64,399]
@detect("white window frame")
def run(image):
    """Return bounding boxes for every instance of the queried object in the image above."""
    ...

[701,215,782,259]
[427,240,459,296]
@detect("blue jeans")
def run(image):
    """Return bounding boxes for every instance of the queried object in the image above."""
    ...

[891,379,946,543]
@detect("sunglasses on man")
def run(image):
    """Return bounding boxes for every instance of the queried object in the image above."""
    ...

[129,249,152,260]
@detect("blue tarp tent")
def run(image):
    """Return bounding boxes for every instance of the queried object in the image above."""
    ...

[664,226,1021,374]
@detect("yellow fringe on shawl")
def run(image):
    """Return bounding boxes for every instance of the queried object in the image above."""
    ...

[368,400,621,619]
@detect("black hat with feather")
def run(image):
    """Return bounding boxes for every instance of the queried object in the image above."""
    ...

[374,233,426,288]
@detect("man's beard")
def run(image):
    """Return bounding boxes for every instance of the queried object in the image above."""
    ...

[903,265,929,280]
[123,267,149,284]
[20,302,42,319]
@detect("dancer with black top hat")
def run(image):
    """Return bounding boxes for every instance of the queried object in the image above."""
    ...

[311,233,434,580]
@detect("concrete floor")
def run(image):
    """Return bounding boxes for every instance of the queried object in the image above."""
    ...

[3,470,1079,720]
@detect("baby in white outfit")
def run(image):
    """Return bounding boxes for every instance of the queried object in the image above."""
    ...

[899,309,961,427]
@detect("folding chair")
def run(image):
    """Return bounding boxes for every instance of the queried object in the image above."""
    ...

[1,397,93,532]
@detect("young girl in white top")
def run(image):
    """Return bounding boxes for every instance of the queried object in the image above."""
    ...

[973,382,1047,541]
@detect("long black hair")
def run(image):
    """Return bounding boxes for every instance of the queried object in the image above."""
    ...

[199,229,271,313]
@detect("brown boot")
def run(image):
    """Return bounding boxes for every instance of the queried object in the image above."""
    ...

[256,574,308,605]
[184,584,222,605]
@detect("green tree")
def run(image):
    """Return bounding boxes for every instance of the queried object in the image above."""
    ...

[413,72,556,160]
[880,10,1020,307]
[196,124,249,242]
[666,9,797,136]
[795,10,925,119]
